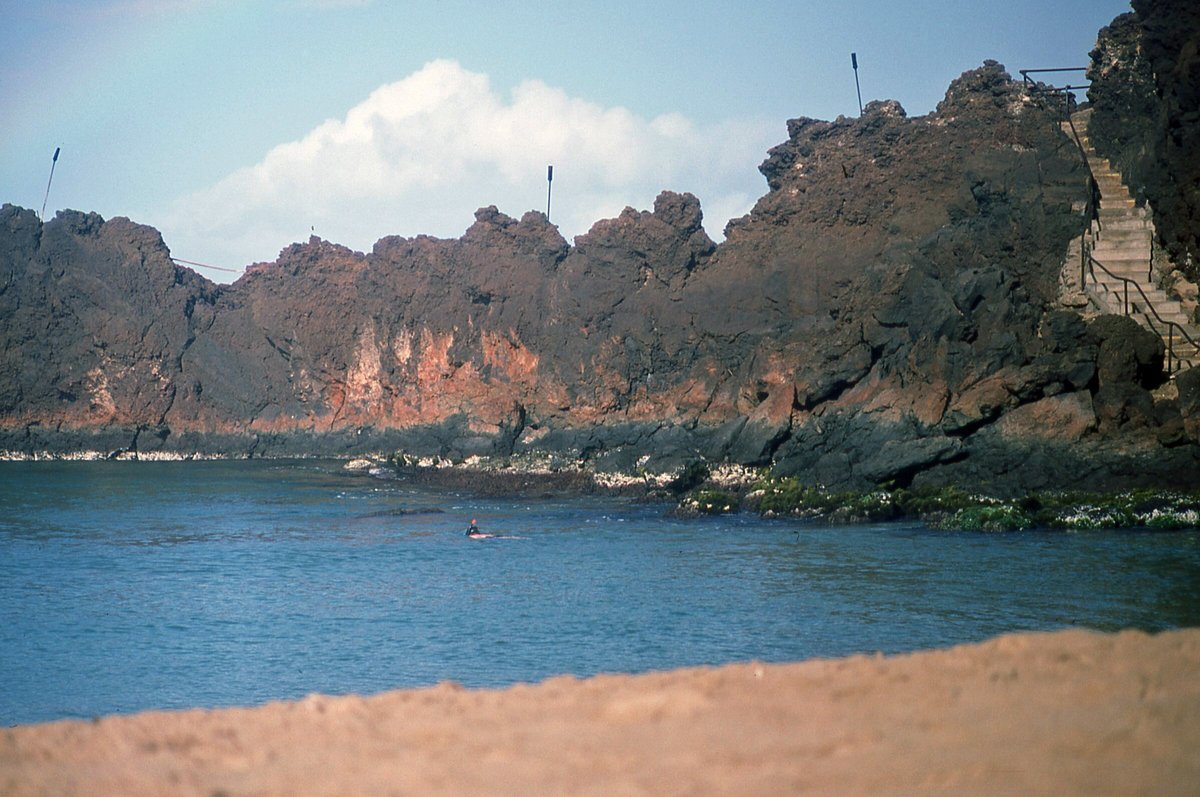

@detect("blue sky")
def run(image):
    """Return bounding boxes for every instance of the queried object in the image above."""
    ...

[2,0,1131,280]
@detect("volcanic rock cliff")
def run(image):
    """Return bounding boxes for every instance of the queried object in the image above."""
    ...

[4,57,1200,493]
[1087,0,1200,276]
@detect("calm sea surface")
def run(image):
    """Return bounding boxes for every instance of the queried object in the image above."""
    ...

[2,460,1199,726]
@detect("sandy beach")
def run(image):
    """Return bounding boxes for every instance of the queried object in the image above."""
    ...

[3,627,1198,796]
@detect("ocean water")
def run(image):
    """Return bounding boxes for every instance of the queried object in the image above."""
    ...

[2,459,1198,726]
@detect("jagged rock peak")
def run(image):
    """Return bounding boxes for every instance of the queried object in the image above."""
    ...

[462,205,569,260]
[269,235,363,263]
[579,191,709,241]
[473,205,515,226]
[566,191,715,283]
[47,208,106,237]
[652,191,706,236]
[862,99,907,119]
[1,204,44,255]
[245,235,365,280]
[26,208,195,291]
[933,60,1031,118]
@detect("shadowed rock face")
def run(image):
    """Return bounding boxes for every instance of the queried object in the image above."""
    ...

[0,208,218,452]
[3,60,1199,492]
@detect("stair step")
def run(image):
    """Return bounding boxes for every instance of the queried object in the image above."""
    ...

[1097,213,1149,222]
[1092,262,1151,271]
[1089,275,1155,289]
[1095,222,1149,232]
[1091,276,1153,285]
[1091,272,1156,285]
[1097,219,1151,231]
[1089,280,1173,298]
[1093,225,1147,234]
[1140,316,1191,329]
[1093,281,1156,293]
[1091,251,1149,262]
[1125,306,1185,323]
[1144,301,1184,315]
[1092,258,1150,269]
[1089,304,1183,329]
[1116,306,1189,328]
[1093,272,1152,283]
[1092,247,1150,257]
[1092,249,1150,261]
[1092,287,1171,308]
[1091,256,1151,267]
[1091,254,1150,264]
[1094,229,1150,241]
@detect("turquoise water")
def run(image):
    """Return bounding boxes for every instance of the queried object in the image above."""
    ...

[2,460,1199,726]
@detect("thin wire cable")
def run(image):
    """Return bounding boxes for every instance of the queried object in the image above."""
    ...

[171,257,241,274]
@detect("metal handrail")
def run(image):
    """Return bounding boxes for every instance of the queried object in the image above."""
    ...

[1019,68,1090,114]
[1020,67,1087,78]
[1086,251,1199,372]
[1019,68,1088,92]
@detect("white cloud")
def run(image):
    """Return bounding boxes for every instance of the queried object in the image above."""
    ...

[158,59,778,276]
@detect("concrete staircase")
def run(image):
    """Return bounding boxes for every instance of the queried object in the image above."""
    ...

[1063,108,1200,371]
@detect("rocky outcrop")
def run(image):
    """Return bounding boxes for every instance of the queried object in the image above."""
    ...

[1088,0,1200,276]
[0,207,217,452]
[3,58,1199,493]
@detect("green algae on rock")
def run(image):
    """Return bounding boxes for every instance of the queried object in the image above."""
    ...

[683,479,1200,531]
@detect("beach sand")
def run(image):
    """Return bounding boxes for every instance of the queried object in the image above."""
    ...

[3,628,1198,796]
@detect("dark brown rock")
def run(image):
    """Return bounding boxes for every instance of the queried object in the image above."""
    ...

[993,392,1097,442]
[1088,314,1165,389]
[1093,383,1157,432]
[4,56,1198,495]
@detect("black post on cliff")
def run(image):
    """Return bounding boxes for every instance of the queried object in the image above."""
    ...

[40,146,60,221]
[546,164,554,222]
[852,52,863,116]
